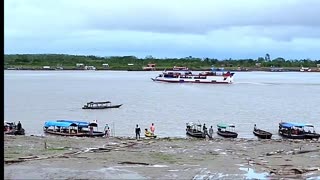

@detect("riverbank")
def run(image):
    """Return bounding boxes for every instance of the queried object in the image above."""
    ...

[4,135,320,179]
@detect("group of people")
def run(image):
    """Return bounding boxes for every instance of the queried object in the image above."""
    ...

[135,123,155,139]
[202,123,214,139]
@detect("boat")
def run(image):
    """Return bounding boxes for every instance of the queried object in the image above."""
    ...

[4,121,25,135]
[144,129,157,138]
[303,124,320,139]
[43,120,105,137]
[253,125,272,139]
[278,122,320,139]
[217,123,238,138]
[186,122,205,138]
[151,66,234,84]
[82,101,122,109]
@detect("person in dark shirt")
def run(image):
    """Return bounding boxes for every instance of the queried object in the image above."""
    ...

[17,121,22,131]
[135,124,141,139]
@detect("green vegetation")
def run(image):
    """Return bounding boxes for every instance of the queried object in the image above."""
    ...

[4,54,320,70]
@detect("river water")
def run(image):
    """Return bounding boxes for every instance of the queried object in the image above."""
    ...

[4,70,320,138]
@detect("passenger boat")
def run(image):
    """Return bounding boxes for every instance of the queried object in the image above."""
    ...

[278,122,320,139]
[186,122,205,138]
[151,67,234,84]
[43,120,105,137]
[217,123,238,138]
[253,124,272,139]
[82,101,122,109]
[4,121,25,135]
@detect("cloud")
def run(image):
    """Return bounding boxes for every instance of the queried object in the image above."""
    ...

[4,0,320,59]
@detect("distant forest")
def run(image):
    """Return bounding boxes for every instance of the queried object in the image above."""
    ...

[4,54,320,70]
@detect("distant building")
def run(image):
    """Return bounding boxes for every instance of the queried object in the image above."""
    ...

[143,63,156,71]
[128,63,134,66]
[43,66,51,69]
[84,66,96,70]
[255,63,261,67]
[76,63,84,68]
[102,64,109,69]
[317,64,320,68]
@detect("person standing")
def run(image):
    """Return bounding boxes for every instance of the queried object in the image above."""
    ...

[203,123,208,137]
[17,121,22,131]
[150,123,155,135]
[209,126,214,139]
[135,124,141,139]
[106,127,110,138]
[89,125,94,136]
[104,124,109,136]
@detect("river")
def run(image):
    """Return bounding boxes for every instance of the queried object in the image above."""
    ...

[4,70,320,138]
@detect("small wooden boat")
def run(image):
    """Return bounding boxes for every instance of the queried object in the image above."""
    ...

[144,129,157,138]
[82,101,122,109]
[253,125,272,139]
[4,121,25,135]
[186,122,205,138]
[217,123,238,138]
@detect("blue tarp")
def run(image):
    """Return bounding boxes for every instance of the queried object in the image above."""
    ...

[56,120,89,127]
[44,121,77,128]
[280,122,306,128]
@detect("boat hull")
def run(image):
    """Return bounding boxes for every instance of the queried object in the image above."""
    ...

[44,129,105,137]
[217,130,238,138]
[253,129,272,139]
[278,131,305,139]
[82,104,122,109]
[152,78,232,84]
[186,130,206,138]
[4,129,25,135]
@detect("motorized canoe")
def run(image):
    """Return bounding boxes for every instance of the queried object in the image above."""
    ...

[253,128,272,139]
[217,123,238,138]
[82,101,122,109]
[186,122,206,138]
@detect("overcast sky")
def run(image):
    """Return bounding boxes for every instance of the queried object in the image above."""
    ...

[4,0,320,59]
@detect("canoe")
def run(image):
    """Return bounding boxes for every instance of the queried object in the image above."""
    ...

[82,104,122,109]
[253,128,272,139]
[186,129,206,138]
[145,133,157,138]
[217,130,238,138]
[304,133,320,140]
[186,122,206,138]
[216,123,238,138]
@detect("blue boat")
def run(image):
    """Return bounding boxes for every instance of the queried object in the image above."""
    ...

[279,122,320,139]
[43,120,104,137]
[56,120,89,128]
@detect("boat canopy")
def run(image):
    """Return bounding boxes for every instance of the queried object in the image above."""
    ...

[87,101,111,104]
[186,122,202,127]
[280,122,306,128]
[44,121,78,128]
[56,120,89,127]
[217,123,235,128]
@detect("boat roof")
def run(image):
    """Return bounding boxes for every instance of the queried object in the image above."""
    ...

[279,122,307,128]
[44,121,78,128]
[87,101,111,104]
[56,120,89,127]
[186,122,201,126]
[217,123,235,128]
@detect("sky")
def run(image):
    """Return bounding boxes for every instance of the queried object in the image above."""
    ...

[4,0,320,59]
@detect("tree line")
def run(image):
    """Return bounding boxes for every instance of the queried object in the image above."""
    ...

[4,54,320,70]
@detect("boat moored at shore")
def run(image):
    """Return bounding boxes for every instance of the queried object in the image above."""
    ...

[278,122,320,139]
[217,123,238,138]
[186,122,206,138]
[43,120,105,137]
[151,67,235,84]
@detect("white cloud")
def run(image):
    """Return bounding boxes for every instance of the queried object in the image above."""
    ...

[4,0,320,59]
